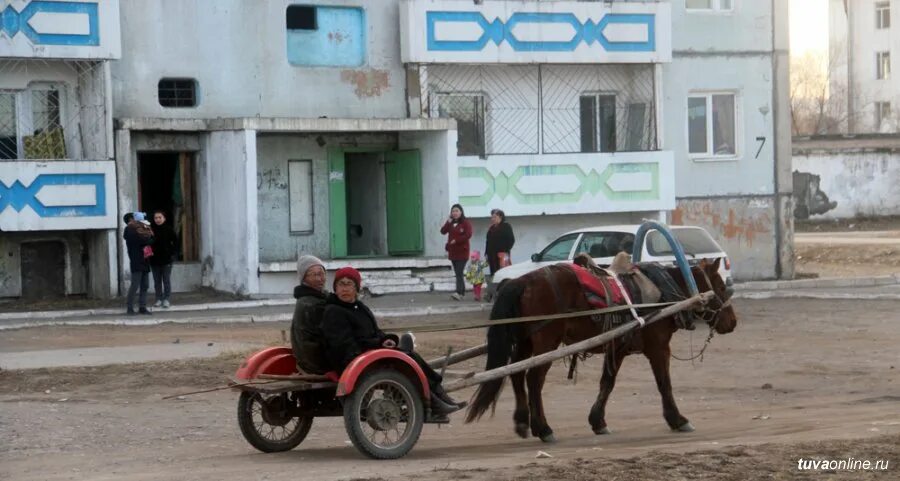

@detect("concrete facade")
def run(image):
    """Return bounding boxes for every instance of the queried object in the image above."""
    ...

[104,0,792,297]
[830,0,900,133]
[0,0,121,300]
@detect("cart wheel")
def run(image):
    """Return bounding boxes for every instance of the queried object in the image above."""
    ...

[237,391,313,453]
[343,368,424,459]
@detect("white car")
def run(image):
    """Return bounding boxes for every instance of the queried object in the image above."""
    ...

[492,224,734,288]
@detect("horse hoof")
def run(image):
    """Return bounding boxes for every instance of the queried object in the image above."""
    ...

[593,427,612,435]
[540,433,557,443]
[675,422,695,433]
[515,424,529,439]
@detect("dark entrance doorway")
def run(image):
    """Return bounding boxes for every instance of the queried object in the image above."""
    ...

[21,240,66,299]
[137,152,200,261]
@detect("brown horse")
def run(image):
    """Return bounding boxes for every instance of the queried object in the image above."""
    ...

[464,258,737,443]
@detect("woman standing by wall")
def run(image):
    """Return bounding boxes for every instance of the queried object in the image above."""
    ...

[150,210,177,308]
[484,208,515,300]
[440,204,473,301]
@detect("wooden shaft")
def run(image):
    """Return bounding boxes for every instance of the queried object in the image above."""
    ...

[426,343,488,369]
[443,292,713,393]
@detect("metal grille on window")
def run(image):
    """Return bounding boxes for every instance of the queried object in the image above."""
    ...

[541,64,657,153]
[427,65,539,156]
[158,79,197,108]
[0,59,108,160]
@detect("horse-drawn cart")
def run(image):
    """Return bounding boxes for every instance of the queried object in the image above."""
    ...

[229,221,733,459]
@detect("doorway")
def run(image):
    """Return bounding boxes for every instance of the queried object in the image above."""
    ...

[137,152,200,261]
[21,240,66,299]
[328,149,424,258]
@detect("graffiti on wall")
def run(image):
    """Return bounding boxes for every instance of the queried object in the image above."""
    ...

[792,171,837,220]
[672,200,772,248]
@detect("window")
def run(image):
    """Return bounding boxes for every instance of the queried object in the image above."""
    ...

[646,228,723,257]
[286,5,317,30]
[688,93,737,158]
[436,94,485,157]
[876,101,892,130]
[0,85,67,160]
[576,232,635,260]
[158,78,197,108]
[877,2,891,29]
[288,159,314,233]
[539,234,580,262]
[685,0,733,11]
[286,6,365,67]
[877,52,891,80]
[580,94,617,153]
[0,92,16,160]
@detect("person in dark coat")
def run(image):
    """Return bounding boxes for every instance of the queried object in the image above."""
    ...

[485,208,515,300]
[440,203,473,301]
[290,255,330,374]
[321,267,466,416]
[124,211,154,315]
[150,210,177,308]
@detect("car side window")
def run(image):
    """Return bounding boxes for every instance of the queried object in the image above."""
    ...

[540,234,580,261]
[576,232,635,259]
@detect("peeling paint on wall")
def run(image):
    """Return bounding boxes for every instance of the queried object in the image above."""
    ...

[340,69,390,98]
[672,200,772,248]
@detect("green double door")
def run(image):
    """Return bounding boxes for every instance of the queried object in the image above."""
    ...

[328,149,424,257]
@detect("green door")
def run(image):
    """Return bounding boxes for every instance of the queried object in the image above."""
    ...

[328,148,348,258]
[384,150,424,255]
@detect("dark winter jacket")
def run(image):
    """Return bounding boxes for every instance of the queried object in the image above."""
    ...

[320,294,397,372]
[485,222,515,274]
[290,285,329,374]
[440,218,473,261]
[123,221,153,272]
[149,222,177,266]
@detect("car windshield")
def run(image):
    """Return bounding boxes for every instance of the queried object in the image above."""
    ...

[576,232,635,259]
[646,228,722,257]
[540,234,579,261]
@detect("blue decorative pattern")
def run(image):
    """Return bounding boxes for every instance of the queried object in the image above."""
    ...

[426,11,654,53]
[0,1,100,46]
[0,174,106,217]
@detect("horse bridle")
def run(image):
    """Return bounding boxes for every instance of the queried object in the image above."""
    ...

[693,267,733,329]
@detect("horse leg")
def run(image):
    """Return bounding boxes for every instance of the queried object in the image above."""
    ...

[589,347,627,435]
[510,342,532,439]
[526,363,556,443]
[646,346,693,432]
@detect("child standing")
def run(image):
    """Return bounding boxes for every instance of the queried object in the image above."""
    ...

[464,251,489,302]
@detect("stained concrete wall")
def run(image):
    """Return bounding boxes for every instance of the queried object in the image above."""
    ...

[113,0,405,119]
[672,197,778,281]
[199,130,259,295]
[793,150,900,219]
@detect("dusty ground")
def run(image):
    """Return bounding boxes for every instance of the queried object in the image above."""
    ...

[794,218,900,278]
[796,216,900,233]
[1,299,898,480]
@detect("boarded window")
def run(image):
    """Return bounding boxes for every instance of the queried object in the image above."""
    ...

[158,78,197,108]
[288,159,314,233]
[286,6,365,67]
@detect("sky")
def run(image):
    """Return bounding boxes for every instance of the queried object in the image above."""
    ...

[790,0,829,56]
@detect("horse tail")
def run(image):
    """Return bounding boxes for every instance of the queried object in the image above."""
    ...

[465,278,527,423]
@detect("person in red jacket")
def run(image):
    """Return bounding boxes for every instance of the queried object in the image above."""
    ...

[440,203,473,300]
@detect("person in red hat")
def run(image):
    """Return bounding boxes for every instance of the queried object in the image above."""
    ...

[321,266,466,417]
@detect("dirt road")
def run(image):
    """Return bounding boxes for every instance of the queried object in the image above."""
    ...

[1,299,898,480]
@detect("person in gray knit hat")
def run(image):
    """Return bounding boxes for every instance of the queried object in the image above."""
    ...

[290,255,330,373]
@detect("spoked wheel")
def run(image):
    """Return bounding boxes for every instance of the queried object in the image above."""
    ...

[237,391,313,453]
[343,369,424,459]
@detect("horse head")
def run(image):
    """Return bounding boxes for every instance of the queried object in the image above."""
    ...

[693,258,737,334]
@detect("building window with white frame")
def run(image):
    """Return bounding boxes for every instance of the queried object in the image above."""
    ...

[877,51,891,80]
[0,84,65,160]
[875,101,892,130]
[688,93,737,158]
[685,0,734,12]
[434,93,486,157]
[579,94,617,153]
[876,2,891,29]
